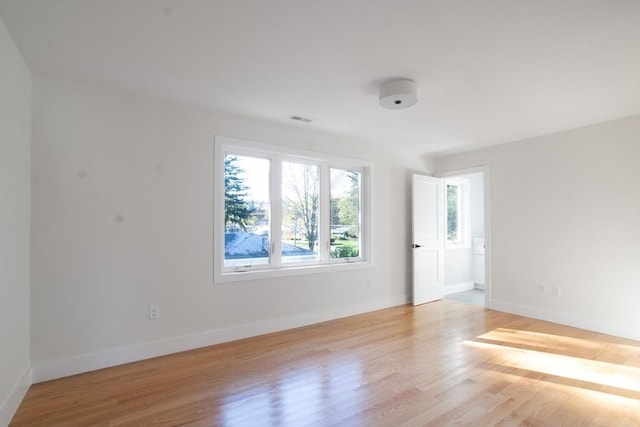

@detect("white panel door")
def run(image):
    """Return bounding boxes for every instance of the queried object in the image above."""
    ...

[412,174,445,305]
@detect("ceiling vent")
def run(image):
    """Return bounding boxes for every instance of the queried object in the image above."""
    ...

[289,115,312,123]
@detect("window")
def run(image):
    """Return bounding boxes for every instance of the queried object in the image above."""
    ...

[215,136,372,282]
[445,178,470,247]
[330,168,361,259]
[447,183,461,242]
[281,161,320,264]
[223,155,271,268]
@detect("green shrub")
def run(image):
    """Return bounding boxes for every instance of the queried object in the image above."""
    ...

[331,246,359,258]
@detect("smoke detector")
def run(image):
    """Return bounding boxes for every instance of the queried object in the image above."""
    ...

[379,79,418,109]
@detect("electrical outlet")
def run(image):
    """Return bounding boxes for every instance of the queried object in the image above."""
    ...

[538,284,546,294]
[552,286,561,296]
[149,305,160,319]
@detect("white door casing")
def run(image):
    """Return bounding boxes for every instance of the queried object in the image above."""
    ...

[412,174,445,305]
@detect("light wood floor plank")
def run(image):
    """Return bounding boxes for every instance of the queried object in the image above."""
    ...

[11,301,640,426]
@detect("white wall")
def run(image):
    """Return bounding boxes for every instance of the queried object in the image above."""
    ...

[444,248,473,289]
[435,116,640,340]
[30,75,430,382]
[0,16,32,427]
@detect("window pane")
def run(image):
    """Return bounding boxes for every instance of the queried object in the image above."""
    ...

[447,184,459,241]
[224,154,270,267]
[282,161,320,263]
[330,168,361,259]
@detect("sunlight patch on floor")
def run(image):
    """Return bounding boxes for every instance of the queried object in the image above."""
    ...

[477,328,639,355]
[463,340,640,394]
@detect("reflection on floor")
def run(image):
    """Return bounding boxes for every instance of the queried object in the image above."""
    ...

[445,288,484,307]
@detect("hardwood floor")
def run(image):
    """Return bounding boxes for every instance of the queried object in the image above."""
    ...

[11,301,640,426]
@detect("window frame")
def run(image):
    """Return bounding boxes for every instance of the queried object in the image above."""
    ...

[214,135,373,283]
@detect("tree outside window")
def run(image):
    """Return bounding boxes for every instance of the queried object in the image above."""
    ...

[224,155,255,231]
[330,168,360,258]
[282,162,320,263]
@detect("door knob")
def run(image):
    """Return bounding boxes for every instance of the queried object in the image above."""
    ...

[411,244,423,248]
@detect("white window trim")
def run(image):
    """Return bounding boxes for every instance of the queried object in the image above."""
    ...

[445,177,471,249]
[214,135,373,283]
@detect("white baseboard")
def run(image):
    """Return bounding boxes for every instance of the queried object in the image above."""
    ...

[444,281,475,295]
[0,366,32,427]
[490,299,640,341]
[33,294,409,383]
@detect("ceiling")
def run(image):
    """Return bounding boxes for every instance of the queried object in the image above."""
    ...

[1,0,639,156]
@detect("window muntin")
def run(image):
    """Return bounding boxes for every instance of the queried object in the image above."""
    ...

[330,168,361,260]
[215,136,371,281]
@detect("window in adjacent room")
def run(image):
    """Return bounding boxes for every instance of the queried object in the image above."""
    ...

[446,178,470,247]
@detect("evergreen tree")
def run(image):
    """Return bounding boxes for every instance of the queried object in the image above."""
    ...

[224,156,254,230]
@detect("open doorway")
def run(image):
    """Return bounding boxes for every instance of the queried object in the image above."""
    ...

[441,171,486,307]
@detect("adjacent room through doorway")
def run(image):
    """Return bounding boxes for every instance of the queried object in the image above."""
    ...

[442,171,486,307]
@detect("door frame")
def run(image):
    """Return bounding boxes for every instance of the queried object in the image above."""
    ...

[436,166,491,308]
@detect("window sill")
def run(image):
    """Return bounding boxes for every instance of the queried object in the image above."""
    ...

[215,260,373,284]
